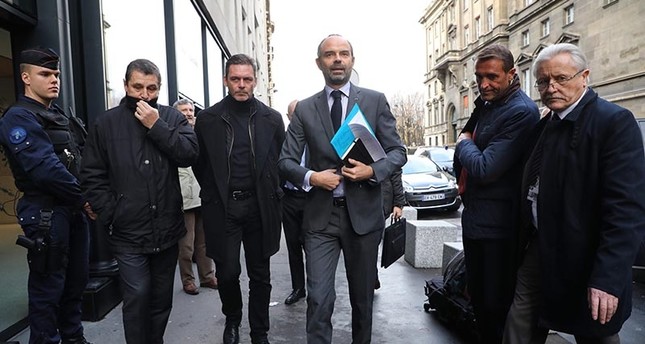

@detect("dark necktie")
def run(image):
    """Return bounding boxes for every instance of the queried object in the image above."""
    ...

[331,90,342,132]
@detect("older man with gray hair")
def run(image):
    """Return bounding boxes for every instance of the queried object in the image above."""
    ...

[173,98,217,295]
[503,43,645,344]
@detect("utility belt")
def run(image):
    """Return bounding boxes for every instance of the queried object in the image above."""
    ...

[15,209,68,273]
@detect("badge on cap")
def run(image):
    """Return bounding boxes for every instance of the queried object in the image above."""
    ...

[9,127,28,144]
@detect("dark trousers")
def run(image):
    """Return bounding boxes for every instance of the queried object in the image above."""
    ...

[282,190,306,290]
[305,204,382,344]
[26,207,89,344]
[216,195,271,341]
[114,244,178,344]
[503,241,620,344]
[463,237,515,344]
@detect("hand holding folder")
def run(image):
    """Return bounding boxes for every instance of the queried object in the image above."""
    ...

[330,104,386,166]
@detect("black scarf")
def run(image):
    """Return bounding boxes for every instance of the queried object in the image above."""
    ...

[122,95,159,110]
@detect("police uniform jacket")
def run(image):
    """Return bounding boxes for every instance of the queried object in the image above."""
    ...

[80,100,198,254]
[0,95,83,226]
[193,95,285,261]
[520,88,645,336]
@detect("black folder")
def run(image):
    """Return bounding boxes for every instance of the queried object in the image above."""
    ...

[342,138,374,167]
[381,217,407,268]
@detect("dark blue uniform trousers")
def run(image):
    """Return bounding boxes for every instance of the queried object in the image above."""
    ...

[25,206,89,344]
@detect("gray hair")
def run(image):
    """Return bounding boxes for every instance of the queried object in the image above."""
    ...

[532,43,588,78]
[172,98,194,109]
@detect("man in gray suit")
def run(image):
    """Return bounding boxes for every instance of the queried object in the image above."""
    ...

[278,34,407,344]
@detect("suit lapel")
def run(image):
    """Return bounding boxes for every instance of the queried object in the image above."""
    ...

[348,84,360,117]
[314,90,335,140]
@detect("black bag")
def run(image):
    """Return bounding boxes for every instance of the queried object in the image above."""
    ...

[380,217,406,268]
[423,249,479,341]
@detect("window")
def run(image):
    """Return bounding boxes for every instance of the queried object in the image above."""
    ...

[463,63,468,82]
[449,31,456,50]
[464,25,470,44]
[463,0,468,11]
[487,6,494,31]
[522,30,530,47]
[604,0,618,5]
[525,0,534,5]
[449,3,455,22]
[475,16,481,38]
[564,5,574,25]
[102,0,169,107]
[463,95,469,114]
[206,34,224,105]
[174,0,205,106]
[541,19,550,37]
[522,69,531,94]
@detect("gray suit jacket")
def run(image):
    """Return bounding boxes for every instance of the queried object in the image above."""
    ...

[278,84,406,235]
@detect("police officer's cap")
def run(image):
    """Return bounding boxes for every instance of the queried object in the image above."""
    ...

[20,47,60,70]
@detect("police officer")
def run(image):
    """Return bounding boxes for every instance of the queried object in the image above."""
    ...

[0,47,93,344]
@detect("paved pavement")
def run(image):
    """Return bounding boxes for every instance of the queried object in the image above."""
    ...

[10,207,645,343]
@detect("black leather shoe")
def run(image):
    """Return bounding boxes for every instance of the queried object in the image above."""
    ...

[252,338,270,344]
[284,288,306,305]
[62,336,92,344]
[223,323,240,344]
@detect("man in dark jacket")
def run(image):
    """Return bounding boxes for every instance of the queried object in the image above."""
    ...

[503,43,645,344]
[453,44,539,343]
[281,99,307,305]
[80,59,198,344]
[193,54,284,344]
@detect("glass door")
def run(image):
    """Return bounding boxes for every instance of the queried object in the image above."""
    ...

[0,26,28,340]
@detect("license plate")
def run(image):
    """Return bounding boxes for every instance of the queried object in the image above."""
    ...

[422,193,445,201]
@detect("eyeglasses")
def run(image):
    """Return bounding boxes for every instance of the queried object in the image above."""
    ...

[534,69,585,91]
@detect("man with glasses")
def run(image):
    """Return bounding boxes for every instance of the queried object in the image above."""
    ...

[503,43,645,344]
[453,44,539,343]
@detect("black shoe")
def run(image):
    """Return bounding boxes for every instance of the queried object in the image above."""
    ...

[62,336,92,344]
[284,288,306,305]
[375,278,381,290]
[223,323,240,344]
[252,338,270,344]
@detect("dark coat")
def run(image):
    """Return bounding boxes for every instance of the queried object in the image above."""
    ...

[194,96,285,260]
[81,102,198,253]
[381,169,405,217]
[454,88,539,240]
[521,88,645,336]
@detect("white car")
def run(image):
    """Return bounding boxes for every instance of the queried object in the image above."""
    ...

[402,155,461,212]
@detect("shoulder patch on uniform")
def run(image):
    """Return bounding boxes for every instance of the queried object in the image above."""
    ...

[9,127,28,144]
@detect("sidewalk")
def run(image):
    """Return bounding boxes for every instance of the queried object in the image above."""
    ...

[11,223,645,343]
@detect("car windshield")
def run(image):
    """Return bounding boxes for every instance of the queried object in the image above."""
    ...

[429,148,454,162]
[403,157,440,174]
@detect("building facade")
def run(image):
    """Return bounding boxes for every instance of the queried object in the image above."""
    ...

[420,0,645,146]
[0,0,274,339]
